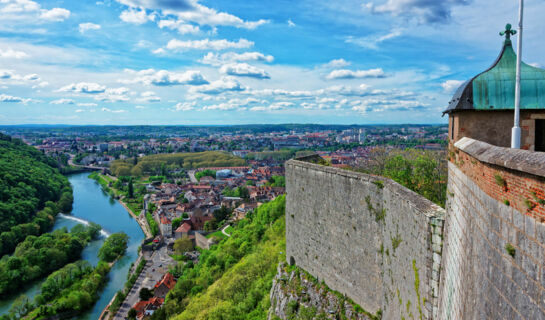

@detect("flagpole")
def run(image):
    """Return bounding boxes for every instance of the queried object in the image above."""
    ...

[511,0,523,149]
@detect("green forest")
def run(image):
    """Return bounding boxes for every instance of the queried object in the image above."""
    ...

[0,133,71,237]
[0,223,102,297]
[150,195,286,319]
[110,151,246,176]
[2,230,128,320]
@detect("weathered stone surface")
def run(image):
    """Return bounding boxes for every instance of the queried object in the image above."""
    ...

[285,160,445,320]
[438,162,545,319]
[268,263,373,320]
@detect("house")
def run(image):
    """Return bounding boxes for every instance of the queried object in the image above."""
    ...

[234,202,258,220]
[444,24,545,151]
[132,297,164,319]
[174,222,192,239]
[159,216,172,237]
[154,273,177,298]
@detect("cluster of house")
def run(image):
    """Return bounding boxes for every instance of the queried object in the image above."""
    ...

[131,273,177,319]
[145,165,285,248]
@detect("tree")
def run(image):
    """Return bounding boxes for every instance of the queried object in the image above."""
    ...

[139,288,153,301]
[237,187,249,199]
[213,206,231,223]
[98,232,129,262]
[174,236,194,254]
[133,154,138,166]
[128,308,137,319]
[128,178,134,198]
[203,219,217,232]
[172,217,184,231]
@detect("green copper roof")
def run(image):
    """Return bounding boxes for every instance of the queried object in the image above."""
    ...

[444,24,545,113]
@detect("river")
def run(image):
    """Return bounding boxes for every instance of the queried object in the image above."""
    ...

[0,172,145,319]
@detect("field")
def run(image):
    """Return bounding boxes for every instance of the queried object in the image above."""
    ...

[110,151,246,176]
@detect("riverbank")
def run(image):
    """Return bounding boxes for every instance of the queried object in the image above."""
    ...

[118,197,153,238]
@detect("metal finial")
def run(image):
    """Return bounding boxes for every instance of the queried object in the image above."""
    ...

[500,23,517,41]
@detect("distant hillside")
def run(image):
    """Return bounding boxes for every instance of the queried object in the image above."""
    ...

[150,195,286,320]
[110,151,246,176]
[0,134,71,247]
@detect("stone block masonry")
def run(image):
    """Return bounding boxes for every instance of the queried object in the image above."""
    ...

[439,138,545,319]
[285,159,445,320]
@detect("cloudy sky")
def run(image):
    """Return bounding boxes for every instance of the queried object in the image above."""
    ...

[0,0,544,125]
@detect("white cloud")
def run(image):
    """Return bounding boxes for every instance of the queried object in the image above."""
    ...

[203,102,239,111]
[138,90,161,102]
[324,58,350,68]
[120,7,155,24]
[159,38,253,52]
[219,63,270,79]
[79,22,101,33]
[39,7,70,21]
[250,101,294,111]
[58,82,106,94]
[326,68,386,80]
[200,51,274,66]
[0,70,14,79]
[174,101,196,111]
[0,0,41,13]
[95,87,131,102]
[192,77,245,95]
[158,19,199,34]
[114,0,268,29]
[365,0,468,24]
[135,105,146,109]
[441,80,464,93]
[345,29,403,50]
[287,19,296,27]
[23,73,38,81]
[121,69,209,86]
[0,48,28,59]
[50,98,75,104]
[0,93,25,102]
[75,109,85,113]
[102,107,127,113]
[77,102,98,107]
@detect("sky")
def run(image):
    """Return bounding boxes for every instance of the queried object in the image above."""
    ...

[1,0,545,125]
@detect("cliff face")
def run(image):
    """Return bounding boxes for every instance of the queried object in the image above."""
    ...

[268,263,376,320]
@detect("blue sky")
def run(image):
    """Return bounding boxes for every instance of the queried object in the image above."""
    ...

[1,0,544,125]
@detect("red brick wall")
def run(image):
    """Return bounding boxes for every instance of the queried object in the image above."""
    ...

[450,146,545,223]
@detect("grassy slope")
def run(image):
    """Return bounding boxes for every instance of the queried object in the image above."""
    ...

[158,196,285,320]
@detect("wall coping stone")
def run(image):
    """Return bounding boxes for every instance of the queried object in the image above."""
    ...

[287,159,445,219]
[454,137,545,178]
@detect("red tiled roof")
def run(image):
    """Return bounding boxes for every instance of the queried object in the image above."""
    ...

[155,272,177,290]
[176,222,191,233]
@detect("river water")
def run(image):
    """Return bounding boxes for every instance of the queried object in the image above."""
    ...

[0,172,145,319]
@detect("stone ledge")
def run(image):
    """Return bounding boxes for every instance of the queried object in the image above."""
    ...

[454,137,545,178]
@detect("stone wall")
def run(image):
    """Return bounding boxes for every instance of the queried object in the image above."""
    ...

[285,160,445,319]
[439,138,545,319]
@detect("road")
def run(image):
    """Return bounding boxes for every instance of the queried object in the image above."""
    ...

[113,245,175,320]
[188,170,198,183]
[221,224,231,237]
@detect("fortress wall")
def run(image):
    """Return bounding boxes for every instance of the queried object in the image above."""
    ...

[285,159,445,319]
[439,138,545,319]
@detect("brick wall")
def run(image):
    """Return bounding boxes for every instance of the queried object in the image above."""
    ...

[450,140,545,222]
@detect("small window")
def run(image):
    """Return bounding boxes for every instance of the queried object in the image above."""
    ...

[536,120,545,152]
